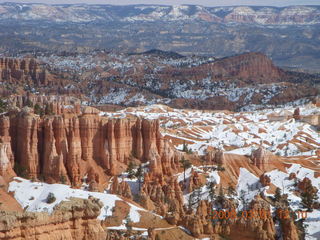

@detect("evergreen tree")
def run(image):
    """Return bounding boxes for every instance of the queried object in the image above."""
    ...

[301,182,319,211]
[240,190,246,210]
[46,192,56,204]
[206,181,216,202]
[180,156,191,183]
[219,185,223,196]
[60,175,67,184]
[34,103,44,116]
[13,162,28,178]
[274,187,282,202]
[124,214,133,236]
[227,184,236,196]
[217,164,225,171]
[216,185,225,206]
[182,141,188,152]
[127,161,136,179]
[44,104,53,115]
[188,191,196,210]
[195,187,202,204]
[25,99,33,108]
[182,141,193,154]
[0,99,8,113]
[135,164,144,191]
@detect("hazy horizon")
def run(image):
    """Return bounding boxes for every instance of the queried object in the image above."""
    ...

[0,0,320,7]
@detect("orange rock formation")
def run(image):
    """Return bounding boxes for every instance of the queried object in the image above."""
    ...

[0,198,106,240]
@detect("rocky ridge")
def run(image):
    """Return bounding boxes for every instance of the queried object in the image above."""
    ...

[0,198,106,240]
[0,4,319,25]
[0,52,318,111]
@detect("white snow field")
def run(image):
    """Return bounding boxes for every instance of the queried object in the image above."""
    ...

[102,103,320,157]
[8,177,145,222]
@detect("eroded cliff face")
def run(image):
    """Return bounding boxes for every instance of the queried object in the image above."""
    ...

[0,116,15,180]
[0,106,181,187]
[0,58,48,85]
[0,197,106,240]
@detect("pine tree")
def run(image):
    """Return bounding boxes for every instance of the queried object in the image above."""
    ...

[60,175,67,184]
[274,187,282,202]
[216,185,225,206]
[13,162,28,178]
[34,103,44,116]
[301,182,319,211]
[180,156,191,183]
[206,181,216,202]
[25,99,33,108]
[219,185,223,196]
[240,190,246,210]
[182,141,188,152]
[135,164,144,191]
[127,161,136,179]
[44,104,53,115]
[227,184,236,196]
[195,187,202,204]
[217,164,225,171]
[125,214,133,236]
[46,192,56,204]
[0,99,8,113]
[188,191,196,210]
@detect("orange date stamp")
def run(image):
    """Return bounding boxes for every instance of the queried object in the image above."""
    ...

[210,209,308,220]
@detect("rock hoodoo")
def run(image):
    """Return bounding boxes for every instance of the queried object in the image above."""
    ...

[251,147,271,170]
[0,58,48,85]
[0,107,181,187]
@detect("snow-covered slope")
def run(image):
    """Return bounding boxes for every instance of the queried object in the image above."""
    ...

[265,164,320,239]
[8,177,145,222]
[102,103,320,158]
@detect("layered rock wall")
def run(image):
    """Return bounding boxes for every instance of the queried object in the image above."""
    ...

[0,107,180,187]
[0,198,106,240]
